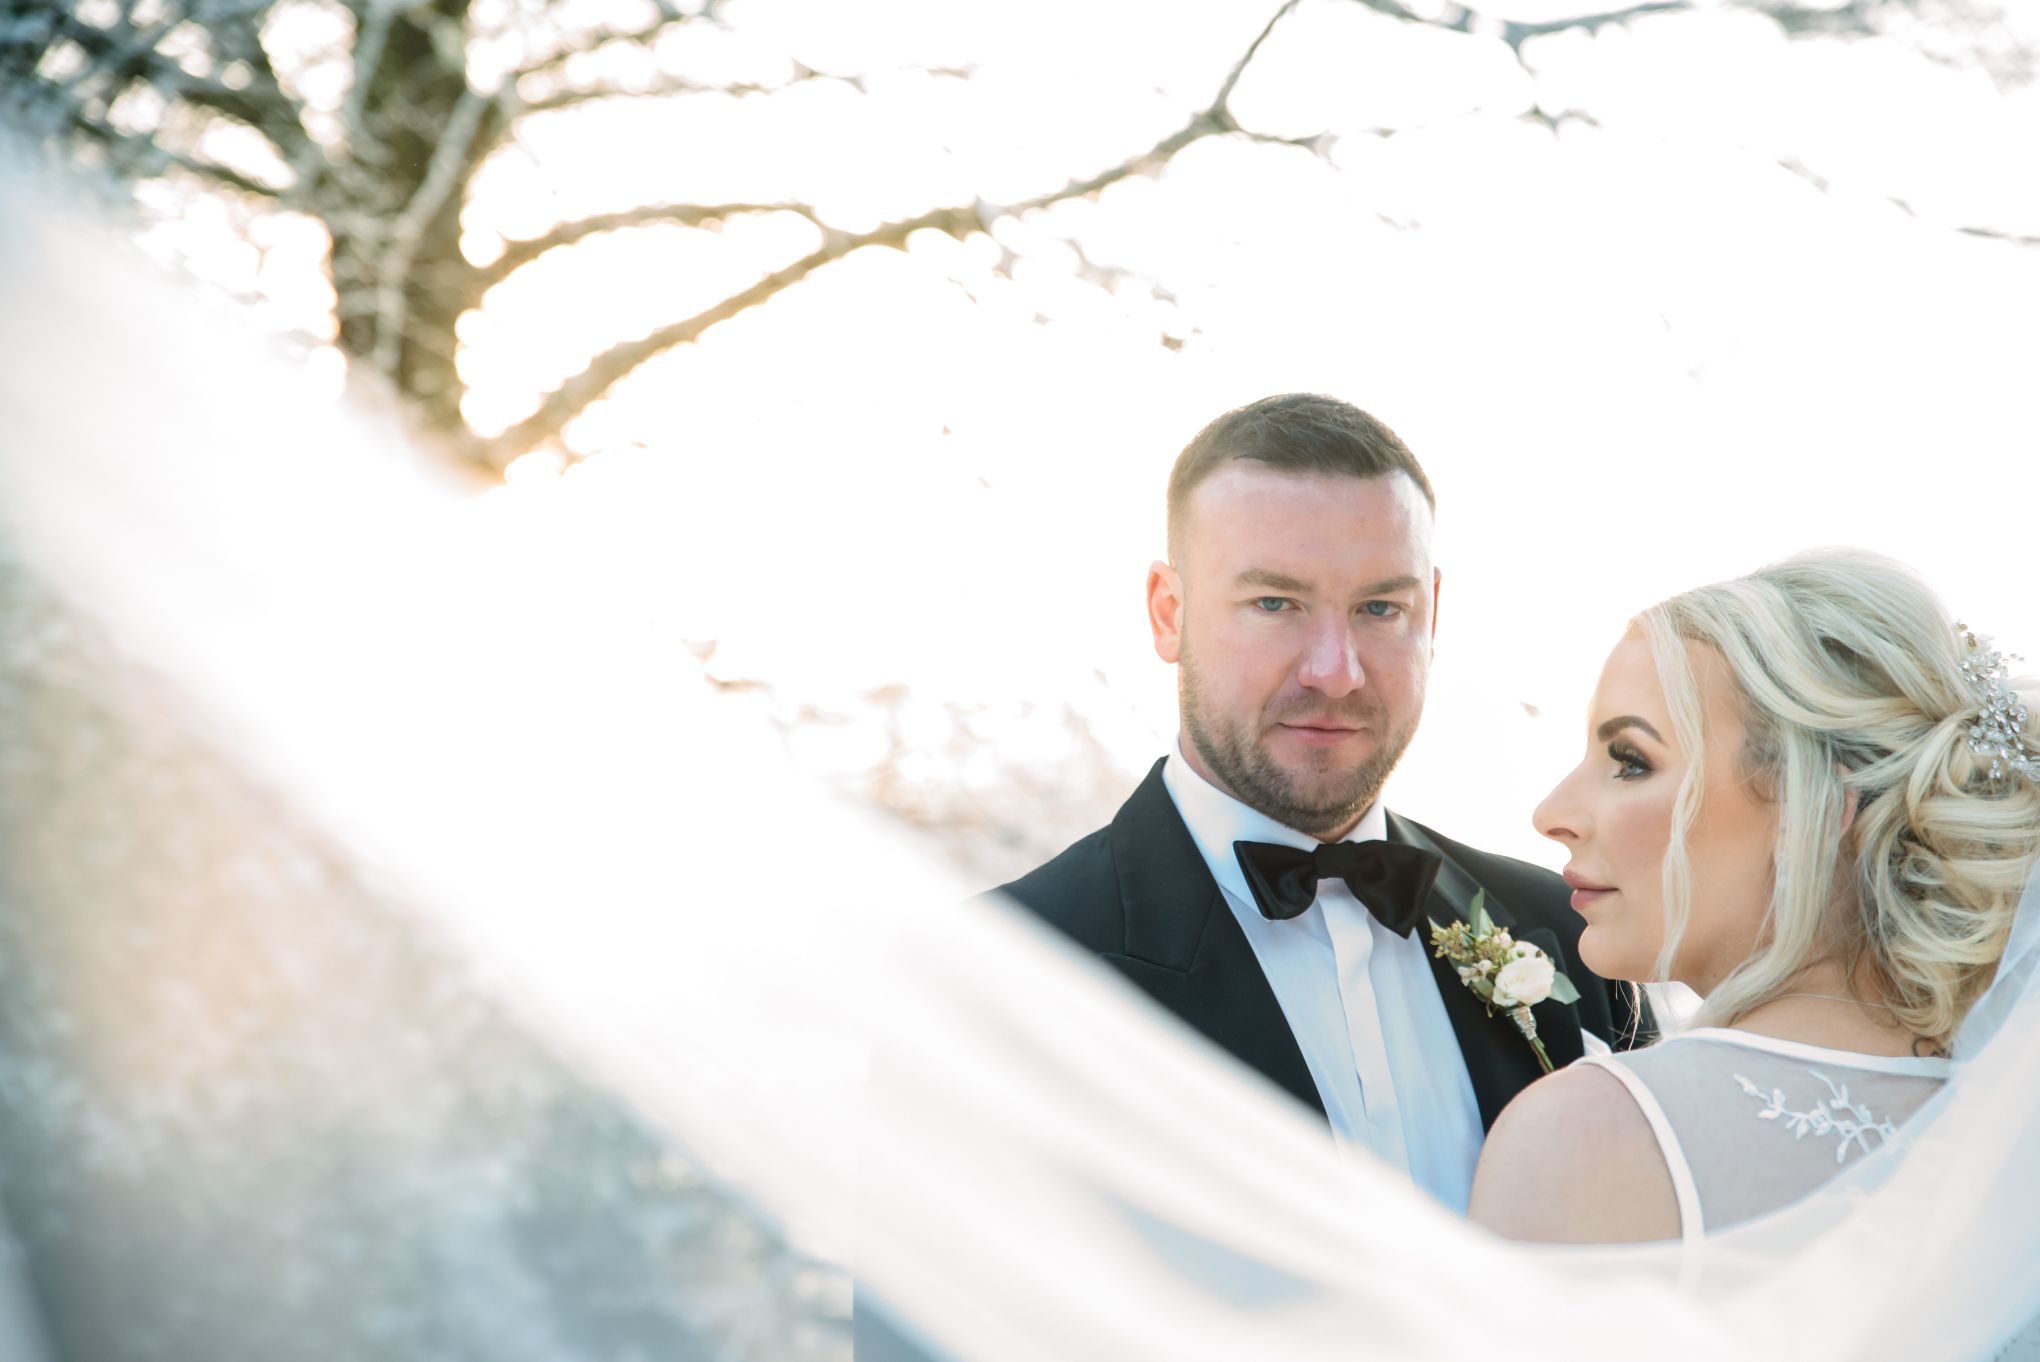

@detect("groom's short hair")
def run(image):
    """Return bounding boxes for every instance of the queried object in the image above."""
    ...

[1166,393,1436,558]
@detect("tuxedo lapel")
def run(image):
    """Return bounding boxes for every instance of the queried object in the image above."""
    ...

[1387,813,1584,1130]
[1105,762,1325,1117]
[1091,770,1589,1129]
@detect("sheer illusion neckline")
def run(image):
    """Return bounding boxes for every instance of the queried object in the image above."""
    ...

[1677,1026,1954,1076]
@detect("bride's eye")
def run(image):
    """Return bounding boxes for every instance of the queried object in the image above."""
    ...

[1608,741,1652,781]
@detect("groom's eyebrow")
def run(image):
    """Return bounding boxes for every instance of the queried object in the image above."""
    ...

[1233,570,1424,596]
[1352,574,1424,598]
[1597,716,1666,743]
[1235,568,1313,592]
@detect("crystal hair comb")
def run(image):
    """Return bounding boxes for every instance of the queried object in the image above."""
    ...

[1956,624,2037,786]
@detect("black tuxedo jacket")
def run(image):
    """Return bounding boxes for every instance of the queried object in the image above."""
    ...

[995,757,1649,1130]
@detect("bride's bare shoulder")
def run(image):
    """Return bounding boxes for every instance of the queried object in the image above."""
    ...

[1468,1061,1681,1244]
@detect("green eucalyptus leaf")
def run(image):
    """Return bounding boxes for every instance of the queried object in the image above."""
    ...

[1548,972,1582,1006]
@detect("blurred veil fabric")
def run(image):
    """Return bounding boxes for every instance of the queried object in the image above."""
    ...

[2,147,2037,1362]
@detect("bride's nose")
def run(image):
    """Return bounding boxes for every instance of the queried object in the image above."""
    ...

[1533,768,1589,844]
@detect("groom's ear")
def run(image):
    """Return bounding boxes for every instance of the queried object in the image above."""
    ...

[1148,560,1184,664]
[1429,567,1442,643]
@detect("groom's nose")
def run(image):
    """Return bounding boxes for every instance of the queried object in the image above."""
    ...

[1296,618,1364,697]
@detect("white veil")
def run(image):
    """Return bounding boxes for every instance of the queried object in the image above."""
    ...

[3,148,2037,1362]
[849,858,2040,1362]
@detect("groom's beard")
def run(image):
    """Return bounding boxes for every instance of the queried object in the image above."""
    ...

[1180,635,1420,839]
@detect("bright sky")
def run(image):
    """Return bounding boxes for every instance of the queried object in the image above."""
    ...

[145,0,2040,869]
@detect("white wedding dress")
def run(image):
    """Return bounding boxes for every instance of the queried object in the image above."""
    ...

[1577,1028,1951,1245]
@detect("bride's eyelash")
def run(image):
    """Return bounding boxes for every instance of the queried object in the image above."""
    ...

[1608,740,1652,781]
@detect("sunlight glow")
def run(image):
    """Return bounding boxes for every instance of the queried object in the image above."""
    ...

[99,0,2040,876]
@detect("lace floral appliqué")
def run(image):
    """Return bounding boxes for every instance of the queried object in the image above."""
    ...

[1734,1069,1900,1165]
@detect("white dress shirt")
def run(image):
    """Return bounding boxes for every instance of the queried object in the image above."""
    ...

[1161,744,1487,1211]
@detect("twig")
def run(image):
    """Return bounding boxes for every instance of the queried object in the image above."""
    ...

[71,111,279,195]
[514,66,853,119]
[1212,0,1305,110]
[474,201,821,288]
[1955,225,2040,248]
[341,0,393,161]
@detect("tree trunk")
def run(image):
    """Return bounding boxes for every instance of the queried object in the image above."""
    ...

[329,0,494,438]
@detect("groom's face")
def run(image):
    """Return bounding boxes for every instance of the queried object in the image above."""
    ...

[1149,465,1438,841]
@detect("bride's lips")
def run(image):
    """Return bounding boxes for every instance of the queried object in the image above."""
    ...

[1562,867,1616,913]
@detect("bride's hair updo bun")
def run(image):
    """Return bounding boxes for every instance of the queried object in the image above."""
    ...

[1634,549,2040,1047]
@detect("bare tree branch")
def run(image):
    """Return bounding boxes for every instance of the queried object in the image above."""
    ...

[168,68,309,171]
[1236,128,1348,154]
[473,201,980,459]
[71,111,280,195]
[922,5,1318,219]
[1776,154,1832,193]
[1957,224,2040,247]
[1775,154,2040,249]
[1499,0,1689,49]
[1520,104,1600,133]
[472,1,1321,465]
[1213,0,1307,109]
[512,63,856,119]
[512,4,695,87]
[341,0,393,161]
[52,7,182,98]
[1344,0,1691,57]
[1342,0,1915,58]
[474,201,821,288]
[1759,0,1879,37]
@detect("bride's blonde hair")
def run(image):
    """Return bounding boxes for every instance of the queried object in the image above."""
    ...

[1637,549,2040,1046]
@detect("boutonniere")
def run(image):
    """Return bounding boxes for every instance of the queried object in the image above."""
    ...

[1430,891,1580,1074]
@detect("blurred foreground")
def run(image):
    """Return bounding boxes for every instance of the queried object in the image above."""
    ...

[0,157,851,1362]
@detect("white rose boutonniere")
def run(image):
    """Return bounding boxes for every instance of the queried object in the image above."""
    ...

[1429,892,1580,1074]
[1492,952,1556,1008]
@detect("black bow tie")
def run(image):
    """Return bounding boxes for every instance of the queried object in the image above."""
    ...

[1233,838,1444,938]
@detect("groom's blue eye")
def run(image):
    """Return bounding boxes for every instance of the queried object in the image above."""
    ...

[1361,601,1402,618]
[1253,597,1291,613]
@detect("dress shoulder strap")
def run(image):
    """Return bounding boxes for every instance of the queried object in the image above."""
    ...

[1573,1053,1704,1247]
